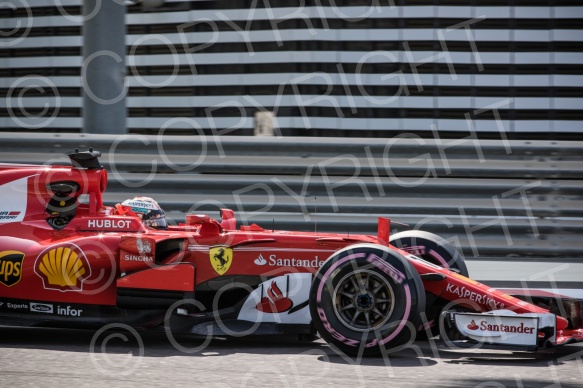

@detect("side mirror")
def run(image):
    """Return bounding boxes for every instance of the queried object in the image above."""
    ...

[220,208,236,230]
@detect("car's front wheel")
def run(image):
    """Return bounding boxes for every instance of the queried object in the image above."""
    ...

[309,244,425,357]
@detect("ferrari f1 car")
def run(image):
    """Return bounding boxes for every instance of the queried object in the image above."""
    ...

[0,149,581,356]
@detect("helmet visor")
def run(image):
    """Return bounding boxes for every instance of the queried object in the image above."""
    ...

[144,215,167,230]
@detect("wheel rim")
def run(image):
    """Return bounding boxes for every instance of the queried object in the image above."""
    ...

[332,269,396,332]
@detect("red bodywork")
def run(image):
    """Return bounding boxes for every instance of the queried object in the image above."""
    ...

[0,152,580,347]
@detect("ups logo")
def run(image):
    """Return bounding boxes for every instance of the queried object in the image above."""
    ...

[0,250,25,287]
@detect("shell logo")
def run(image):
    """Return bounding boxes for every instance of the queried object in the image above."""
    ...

[34,245,91,292]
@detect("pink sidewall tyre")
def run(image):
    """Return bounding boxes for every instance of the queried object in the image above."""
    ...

[390,230,468,339]
[390,230,469,277]
[309,243,425,357]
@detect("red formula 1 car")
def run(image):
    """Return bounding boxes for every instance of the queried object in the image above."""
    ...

[0,149,581,356]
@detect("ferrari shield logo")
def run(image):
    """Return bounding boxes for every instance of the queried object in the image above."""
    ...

[210,246,232,275]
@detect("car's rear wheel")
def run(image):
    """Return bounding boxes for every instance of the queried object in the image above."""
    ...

[309,244,425,357]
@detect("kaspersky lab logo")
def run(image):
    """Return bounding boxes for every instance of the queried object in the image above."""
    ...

[0,250,25,287]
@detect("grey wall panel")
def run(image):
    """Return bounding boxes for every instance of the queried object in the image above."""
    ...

[1,1,582,136]
[3,74,583,88]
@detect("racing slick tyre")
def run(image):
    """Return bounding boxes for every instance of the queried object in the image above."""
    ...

[390,230,468,340]
[389,231,468,277]
[309,244,425,357]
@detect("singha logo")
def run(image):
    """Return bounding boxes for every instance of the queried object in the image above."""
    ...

[136,238,152,254]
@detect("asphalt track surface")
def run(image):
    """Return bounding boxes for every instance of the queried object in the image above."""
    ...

[0,326,582,388]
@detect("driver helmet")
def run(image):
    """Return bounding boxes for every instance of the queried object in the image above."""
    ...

[120,196,168,230]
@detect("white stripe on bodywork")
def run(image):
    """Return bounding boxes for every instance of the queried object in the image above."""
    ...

[0,175,33,224]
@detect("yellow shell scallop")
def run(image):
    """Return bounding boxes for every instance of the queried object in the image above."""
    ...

[38,247,86,288]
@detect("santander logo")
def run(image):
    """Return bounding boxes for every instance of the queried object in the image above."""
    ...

[253,253,324,268]
[254,254,267,266]
[256,281,293,313]
[466,319,535,334]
